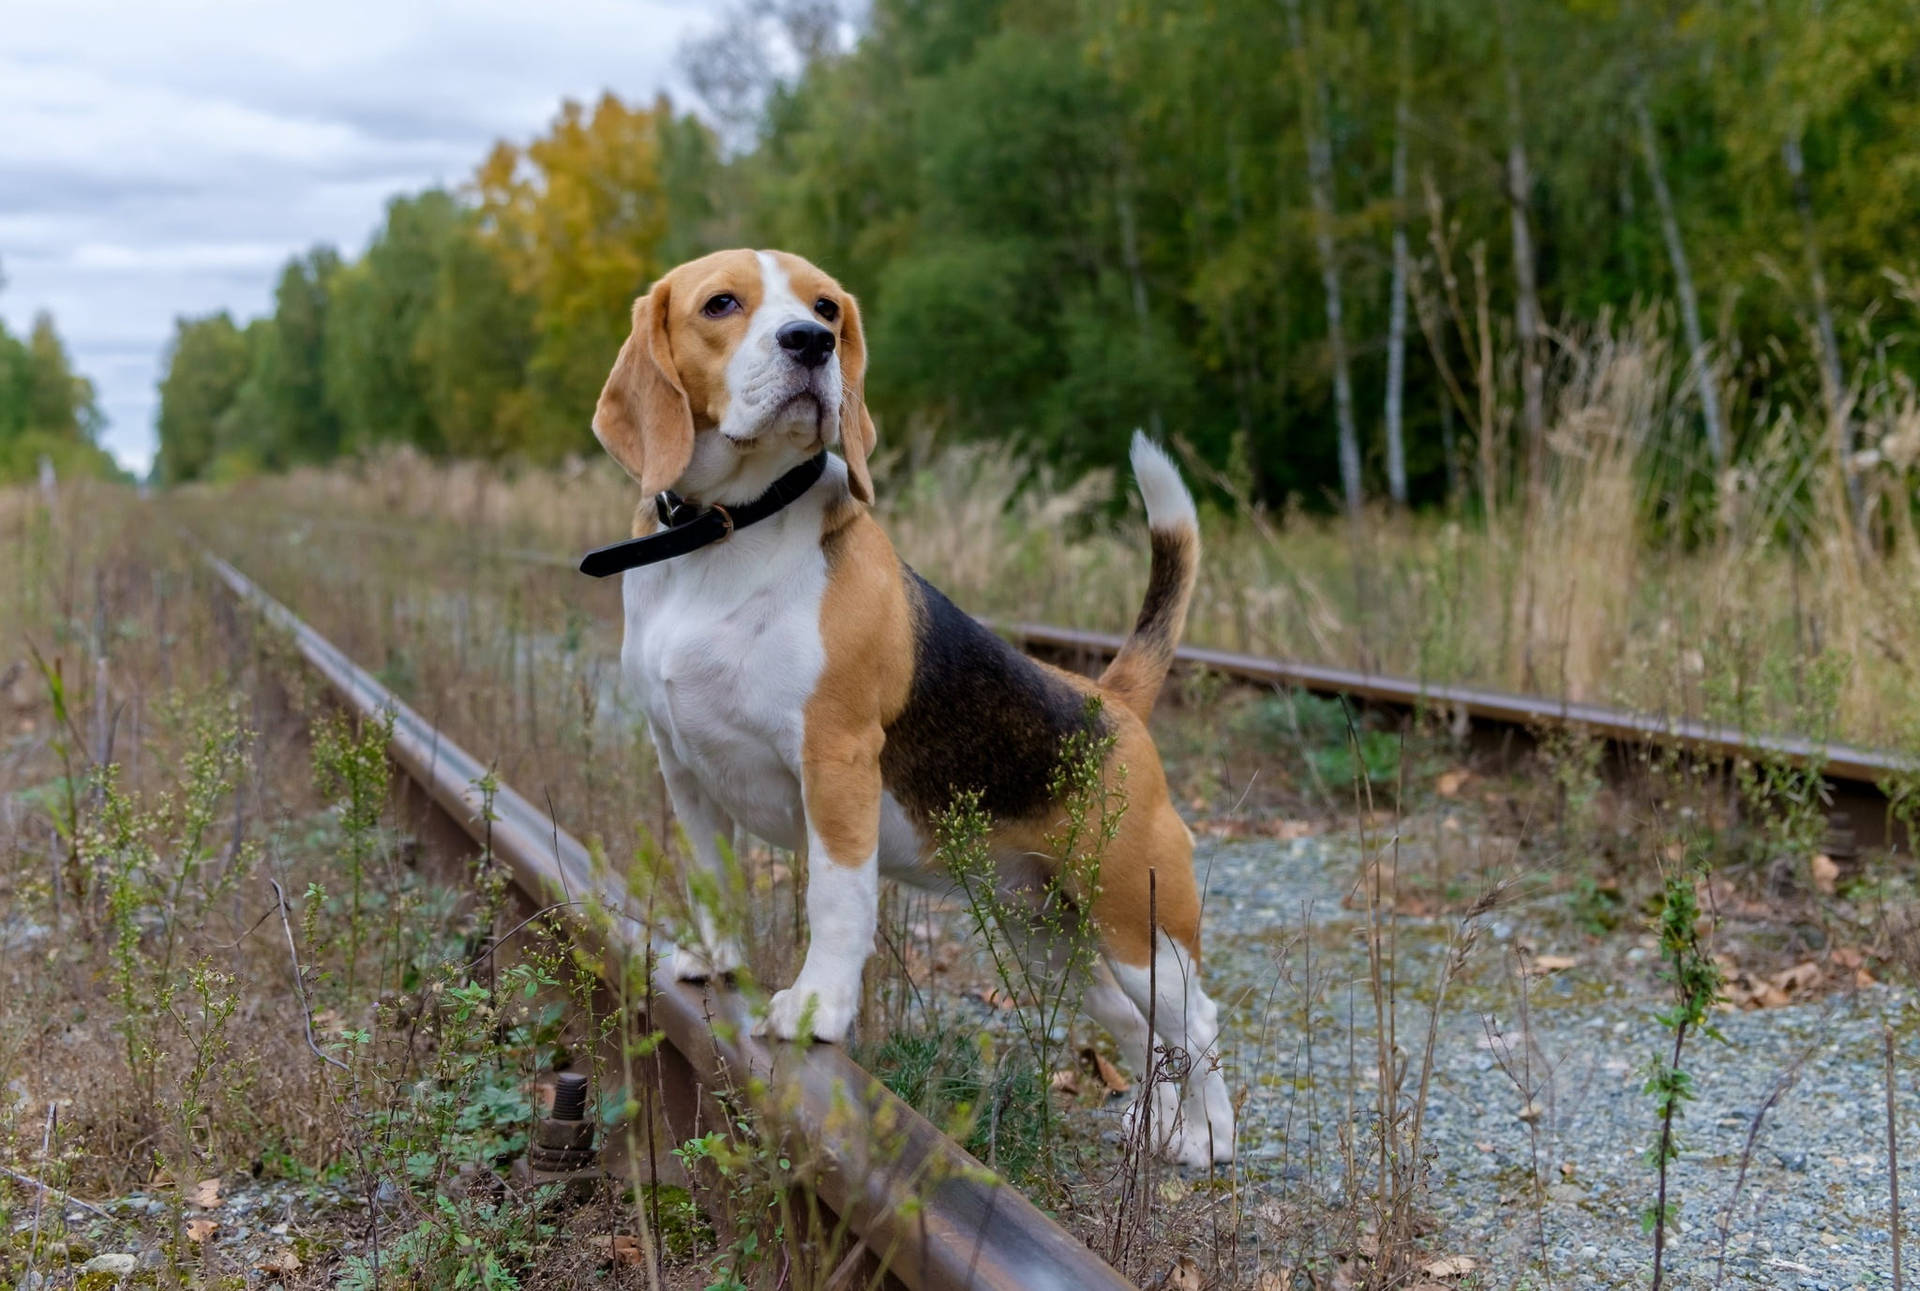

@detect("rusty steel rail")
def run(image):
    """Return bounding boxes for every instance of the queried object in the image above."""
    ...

[1002,620,1911,821]
[205,552,1136,1291]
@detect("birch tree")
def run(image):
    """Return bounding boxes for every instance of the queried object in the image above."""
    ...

[1635,95,1726,471]
[1496,0,1545,505]
[1285,0,1363,518]
[1782,128,1859,525]
[1382,1,1413,506]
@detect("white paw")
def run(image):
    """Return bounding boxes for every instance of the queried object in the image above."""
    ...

[1185,1072,1237,1164]
[1122,1082,1230,1168]
[665,938,744,982]
[754,979,857,1044]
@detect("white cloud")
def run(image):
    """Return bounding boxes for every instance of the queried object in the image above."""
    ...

[0,0,713,474]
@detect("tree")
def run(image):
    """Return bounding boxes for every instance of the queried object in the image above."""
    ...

[0,307,114,483]
[325,191,463,455]
[1286,0,1363,517]
[261,248,343,466]
[418,217,537,460]
[474,93,675,458]
[155,313,249,483]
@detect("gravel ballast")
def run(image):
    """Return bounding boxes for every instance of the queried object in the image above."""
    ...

[1193,830,1917,1289]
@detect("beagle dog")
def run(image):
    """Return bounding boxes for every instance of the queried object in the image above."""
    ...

[592,249,1234,1166]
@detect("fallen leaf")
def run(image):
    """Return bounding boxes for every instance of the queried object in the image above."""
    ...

[1526,954,1578,974]
[1809,853,1839,894]
[1423,1254,1478,1277]
[1050,1068,1081,1096]
[257,1251,302,1278]
[1081,1046,1131,1094]
[189,1177,221,1209]
[186,1218,218,1244]
[1166,1256,1203,1291]
[1435,769,1472,797]
[590,1234,646,1267]
[1772,961,1822,995]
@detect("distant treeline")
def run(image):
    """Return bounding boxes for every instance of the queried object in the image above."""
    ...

[156,0,1920,509]
[0,284,116,484]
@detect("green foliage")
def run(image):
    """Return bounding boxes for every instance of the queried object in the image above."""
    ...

[0,302,116,484]
[335,1193,553,1291]
[866,1028,1050,1186]
[155,311,250,483]
[1239,691,1403,795]
[311,706,396,1000]
[938,694,1122,1184]
[148,0,1920,512]
[1640,855,1724,1277]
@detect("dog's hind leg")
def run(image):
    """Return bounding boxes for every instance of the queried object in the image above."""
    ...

[1107,936,1235,1168]
[1090,809,1236,1167]
[655,736,747,980]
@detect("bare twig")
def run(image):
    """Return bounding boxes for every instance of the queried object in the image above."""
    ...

[1714,1036,1816,1288]
[1891,1025,1905,1291]
[0,1164,112,1222]
[268,877,347,1073]
[27,1102,55,1270]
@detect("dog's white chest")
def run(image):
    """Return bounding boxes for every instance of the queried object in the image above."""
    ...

[619,528,827,848]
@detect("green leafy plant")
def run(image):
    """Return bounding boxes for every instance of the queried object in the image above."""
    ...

[1642,853,1724,1290]
[940,694,1123,1183]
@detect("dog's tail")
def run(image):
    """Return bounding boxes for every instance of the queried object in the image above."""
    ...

[1099,432,1200,723]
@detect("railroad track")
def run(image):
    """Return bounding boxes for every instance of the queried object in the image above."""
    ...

[204,539,1908,1286]
[250,509,1910,841]
[1001,621,1911,848]
[205,552,1137,1291]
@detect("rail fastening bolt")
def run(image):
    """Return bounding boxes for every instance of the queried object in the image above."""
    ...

[552,1071,589,1122]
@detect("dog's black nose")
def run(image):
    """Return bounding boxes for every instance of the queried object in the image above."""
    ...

[776,320,835,369]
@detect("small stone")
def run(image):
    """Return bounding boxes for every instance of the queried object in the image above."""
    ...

[79,1254,137,1277]
[1578,1245,1599,1261]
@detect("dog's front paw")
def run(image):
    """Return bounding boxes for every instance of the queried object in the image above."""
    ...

[665,938,744,983]
[754,979,857,1044]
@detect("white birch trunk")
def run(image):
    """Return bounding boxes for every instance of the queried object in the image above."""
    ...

[1497,2,1545,502]
[1383,14,1411,506]
[1782,130,1859,526]
[1286,0,1363,517]
[1636,96,1726,471]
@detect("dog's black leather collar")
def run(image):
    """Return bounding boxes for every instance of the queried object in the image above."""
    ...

[577,452,830,579]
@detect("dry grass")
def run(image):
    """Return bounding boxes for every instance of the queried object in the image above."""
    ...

[5,310,1916,1288]
[185,313,1920,755]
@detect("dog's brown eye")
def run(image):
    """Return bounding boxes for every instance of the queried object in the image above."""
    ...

[813,297,839,322]
[702,293,740,318]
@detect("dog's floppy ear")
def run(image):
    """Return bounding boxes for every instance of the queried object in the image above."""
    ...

[593,281,692,498]
[836,291,878,505]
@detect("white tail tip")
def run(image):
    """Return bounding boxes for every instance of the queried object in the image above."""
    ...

[1130,430,1196,532]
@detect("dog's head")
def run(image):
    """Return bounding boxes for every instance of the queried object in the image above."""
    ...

[592,249,877,505]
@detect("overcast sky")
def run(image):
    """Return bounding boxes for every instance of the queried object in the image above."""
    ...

[2,0,715,474]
